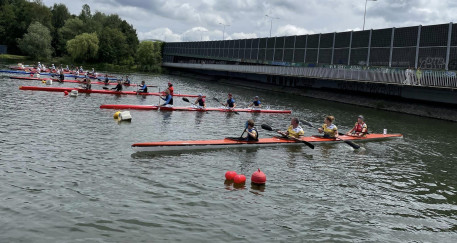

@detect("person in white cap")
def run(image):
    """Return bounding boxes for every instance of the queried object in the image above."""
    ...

[346,115,368,137]
[248,96,261,108]
[194,94,206,108]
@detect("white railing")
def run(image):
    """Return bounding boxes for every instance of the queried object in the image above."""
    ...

[163,62,457,88]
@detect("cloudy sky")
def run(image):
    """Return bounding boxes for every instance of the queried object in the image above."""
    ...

[42,0,457,42]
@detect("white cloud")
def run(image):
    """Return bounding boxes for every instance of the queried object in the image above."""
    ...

[275,25,314,37]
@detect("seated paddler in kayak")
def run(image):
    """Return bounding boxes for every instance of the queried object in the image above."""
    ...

[104,74,110,85]
[221,93,236,110]
[111,80,123,92]
[123,75,131,85]
[248,96,261,109]
[160,89,173,106]
[242,119,259,141]
[317,115,338,138]
[82,78,91,90]
[278,118,304,138]
[346,115,368,137]
[194,94,206,108]
[137,80,148,93]
[58,69,65,82]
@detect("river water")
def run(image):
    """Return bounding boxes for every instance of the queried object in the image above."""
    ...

[0,70,456,242]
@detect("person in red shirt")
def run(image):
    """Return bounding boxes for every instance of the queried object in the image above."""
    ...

[167,82,174,96]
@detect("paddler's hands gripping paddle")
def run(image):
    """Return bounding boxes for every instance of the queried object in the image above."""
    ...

[213,97,238,114]
[261,124,315,149]
[301,120,360,149]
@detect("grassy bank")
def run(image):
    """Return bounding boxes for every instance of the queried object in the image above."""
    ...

[0,54,28,61]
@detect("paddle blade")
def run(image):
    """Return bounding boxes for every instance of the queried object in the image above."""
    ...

[302,120,314,128]
[302,140,315,149]
[260,124,273,131]
[182,97,190,103]
[343,140,360,149]
[102,86,109,90]
[213,97,220,102]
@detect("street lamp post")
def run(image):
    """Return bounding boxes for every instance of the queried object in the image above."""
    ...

[197,29,208,41]
[219,23,230,40]
[265,14,280,38]
[363,0,377,31]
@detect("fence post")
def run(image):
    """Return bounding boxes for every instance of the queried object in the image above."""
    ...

[257,38,260,60]
[348,31,353,66]
[272,37,276,63]
[282,36,286,62]
[317,33,321,65]
[292,35,296,62]
[367,29,372,67]
[446,22,453,71]
[415,25,422,69]
[304,35,308,63]
[331,32,336,65]
[389,28,395,68]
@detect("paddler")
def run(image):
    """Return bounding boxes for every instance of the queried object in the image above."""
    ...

[160,89,173,106]
[318,116,338,138]
[104,74,109,85]
[167,82,174,96]
[124,75,131,85]
[138,80,148,93]
[59,69,65,82]
[242,119,259,141]
[83,78,91,90]
[111,80,123,92]
[278,118,304,138]
[346,115,368,137]
[194,94,206,108]
[248,96,261,108]
[221,93,236,109]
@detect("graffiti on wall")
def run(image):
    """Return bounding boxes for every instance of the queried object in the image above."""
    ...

[419,57,446,69]
[337,82,402,96]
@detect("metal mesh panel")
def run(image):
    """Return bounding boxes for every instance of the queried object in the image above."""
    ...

[274,48,283,61]
[240,39,246,49]
[370,48,389,66]
[284,49,294,62]
[371,28,392,47]
[452,24,457,46]
[335,32,351,48]
[267,37,275,48]
[266,49,274,61]
[319,49,332,64]
[306,49,318,63]
[252,39,260,49]
[351,48,368,65]
[391,47,416,67]
[449,47,457,70]
[275,37,284,48]
[246,39,252,49]
[333,48,349,64]
[259,38,267,48]
[251,49,258,60]
[418,47,447,69]
[259,48,266,60]
[394,26,418,47]
[307,34,319,48]
[295,35,307,48]
[420,24,449,47]
[320,33,334,48]
[294,49,305,63]
[285,36,295,48]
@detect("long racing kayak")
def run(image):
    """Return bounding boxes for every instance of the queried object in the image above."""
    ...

[100,104,291,113]
[10,76,151,87]
[19,85,204,98]
[132,134,403,152]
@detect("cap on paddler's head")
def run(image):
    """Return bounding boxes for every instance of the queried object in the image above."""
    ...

[358,115,364,119]
[228,93,232,96]
[254,96,259,99]
[168,82,172,86]
[198,93,202,97]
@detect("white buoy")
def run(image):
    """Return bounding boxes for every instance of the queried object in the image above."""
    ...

[45,79,52,85]
[70,90,78,97]
[118,111,132,121]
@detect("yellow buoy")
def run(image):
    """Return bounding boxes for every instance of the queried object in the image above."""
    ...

[113,111,121,119]
[42,80,46,83]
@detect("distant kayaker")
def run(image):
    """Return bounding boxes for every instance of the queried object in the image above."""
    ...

[124,75,131,85]
[346,115,368,137]
[194,94,206,108]
[112,80,123,92]
[167,82,174,96]
[138,80,148,93]
[248,96,261,108]
[104,74,109,85]
[83,79,91,90]
[160,89,173,106]
[59,69,65,82]
[242,119,259,141]
[318,115,338,138]
[278,117,304,138]
[222,93,236,109]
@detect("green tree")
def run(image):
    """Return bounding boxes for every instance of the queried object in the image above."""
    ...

[17,21,53,59]
[57,17,85,55]
[66,32,99,61]
[51,3,70,56]
[98,27,128,64]
[136,41,163,70]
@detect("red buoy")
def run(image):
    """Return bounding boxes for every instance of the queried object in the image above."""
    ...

[233,174,246,184]
[64,90,69,96]
[251,168,266,185]
[225,171,237,180]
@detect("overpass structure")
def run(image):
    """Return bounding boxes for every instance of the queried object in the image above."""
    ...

[162,23,457,105]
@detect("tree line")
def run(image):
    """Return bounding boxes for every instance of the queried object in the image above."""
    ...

[0,0,162,71]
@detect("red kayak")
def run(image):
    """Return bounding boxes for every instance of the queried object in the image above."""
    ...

[132,133,403,152]
[99,104,291,113]
[10,76,152,87]
[19,85,204,98]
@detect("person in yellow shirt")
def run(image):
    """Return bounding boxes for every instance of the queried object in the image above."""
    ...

[279,118,304,138]
[318,116,338,138]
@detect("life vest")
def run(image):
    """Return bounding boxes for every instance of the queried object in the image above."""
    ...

[322,124,338,138]
[247,127,259,141]
[354,122,367,133]
[227,98,235,108]
[253,100,261,106]
[197,98,205,106]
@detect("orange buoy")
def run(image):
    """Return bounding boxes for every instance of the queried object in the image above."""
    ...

[225,171,237,180]
[233,174,246,184]
[64,90,69,96]
[251,168,266,185]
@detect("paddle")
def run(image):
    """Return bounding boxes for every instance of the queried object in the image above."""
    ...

[260,124,315,149]
[213,97,238,114]
[301,120,360,149]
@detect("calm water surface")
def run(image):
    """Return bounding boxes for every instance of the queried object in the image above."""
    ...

[0,68,456,242]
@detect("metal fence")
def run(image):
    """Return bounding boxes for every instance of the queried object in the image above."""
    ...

[163,22,457,71]
[163,62,457,88]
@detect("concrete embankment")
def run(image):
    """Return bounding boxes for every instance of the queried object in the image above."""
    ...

[170,70,457,122]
